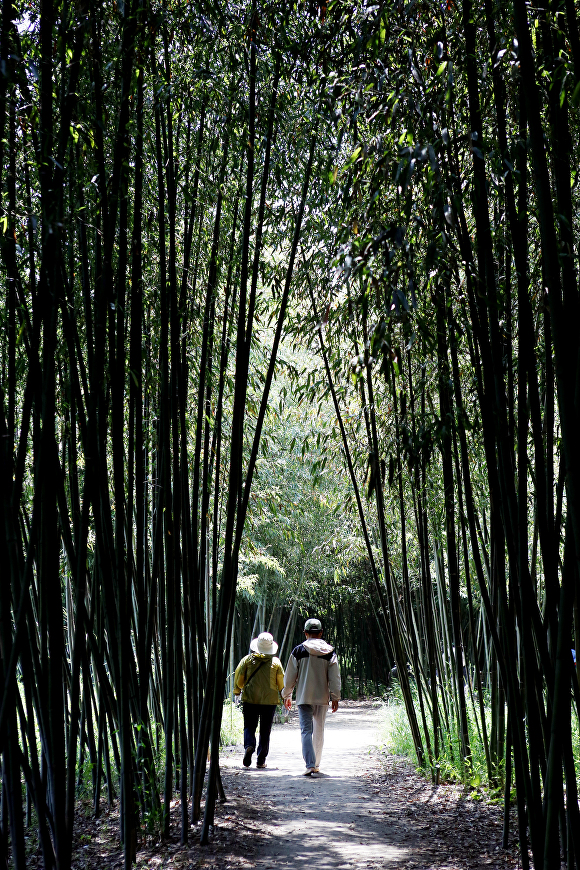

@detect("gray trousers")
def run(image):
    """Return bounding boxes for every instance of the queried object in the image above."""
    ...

[298,704,328,769]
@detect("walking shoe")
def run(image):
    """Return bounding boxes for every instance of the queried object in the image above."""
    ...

[302,767,315,776]
[243,747,254,767]
[256,761,267,769]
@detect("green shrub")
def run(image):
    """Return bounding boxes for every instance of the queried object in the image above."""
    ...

[573,704,580,780]
[378,689,419,761]
[220,700,244,746]
[379,681,492,787]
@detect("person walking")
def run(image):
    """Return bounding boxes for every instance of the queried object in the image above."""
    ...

[282,618,340,775]
[234,632,284,769]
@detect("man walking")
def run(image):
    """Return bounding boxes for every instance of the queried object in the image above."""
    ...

[282,618,340,775]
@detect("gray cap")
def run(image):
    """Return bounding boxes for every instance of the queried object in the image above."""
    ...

[304,618,322,632]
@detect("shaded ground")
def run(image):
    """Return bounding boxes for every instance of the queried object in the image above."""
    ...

[63,701,523,870]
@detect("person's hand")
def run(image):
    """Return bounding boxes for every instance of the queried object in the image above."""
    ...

[331,699,339,713]
[284,697,292,710]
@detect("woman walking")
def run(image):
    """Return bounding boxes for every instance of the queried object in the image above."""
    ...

[234,632,284,769]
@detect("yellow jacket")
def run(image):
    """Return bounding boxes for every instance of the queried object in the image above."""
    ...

[234,653,284,705]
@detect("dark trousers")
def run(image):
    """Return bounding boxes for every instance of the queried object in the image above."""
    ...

[242,703,276,763]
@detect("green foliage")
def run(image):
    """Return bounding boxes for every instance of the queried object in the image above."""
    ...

[379,692,422,763]
[380,683,490,789]
[573,706,580,782]
[239,338,377,625]
[141,795,165,839]
[342,676,389,700]
[76,758,96,800]
[220,701,244,747]
[2,0,579,863]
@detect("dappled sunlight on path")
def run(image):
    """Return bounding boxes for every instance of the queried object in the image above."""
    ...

[221,702,410,869]
[66,701,521,869]
[219,701,521,870]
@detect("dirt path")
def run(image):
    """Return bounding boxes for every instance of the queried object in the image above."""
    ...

[67,700,522,869]
[220,700,402,869]
[217,700,521,870]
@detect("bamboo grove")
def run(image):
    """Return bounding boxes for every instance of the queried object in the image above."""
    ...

[0,0,579,868]
[0,0,329,867]
[288,0,580,867]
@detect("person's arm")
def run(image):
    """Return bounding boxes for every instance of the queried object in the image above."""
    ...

[276,662,285,693]
[281,654,298,700]
[328,654,341,711]
[233,657,248,696]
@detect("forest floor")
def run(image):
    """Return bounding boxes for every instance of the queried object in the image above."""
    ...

[65,700,526,870]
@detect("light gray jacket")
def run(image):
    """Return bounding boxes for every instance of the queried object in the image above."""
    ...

[282,638,341,706]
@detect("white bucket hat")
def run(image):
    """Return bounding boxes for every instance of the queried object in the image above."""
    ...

[250,632,278,655]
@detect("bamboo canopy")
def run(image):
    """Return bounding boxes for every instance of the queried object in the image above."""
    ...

[0,0,579,868]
